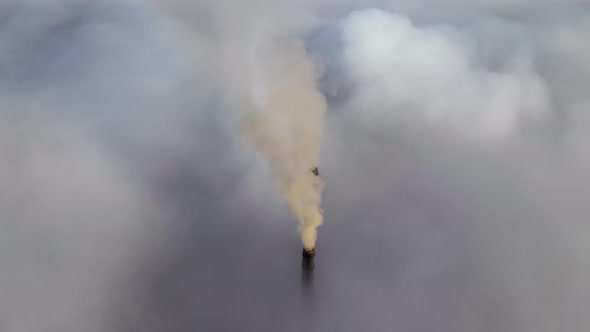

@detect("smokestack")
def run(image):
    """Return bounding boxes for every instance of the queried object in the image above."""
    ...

[302,248,315,271]
[301,248,315,287]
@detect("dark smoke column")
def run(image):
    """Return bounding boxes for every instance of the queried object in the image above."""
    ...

[302,247,315,271]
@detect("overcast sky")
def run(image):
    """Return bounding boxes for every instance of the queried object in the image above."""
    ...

[1,1,590,331]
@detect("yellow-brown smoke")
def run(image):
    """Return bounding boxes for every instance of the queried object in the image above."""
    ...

[240,39,326,250]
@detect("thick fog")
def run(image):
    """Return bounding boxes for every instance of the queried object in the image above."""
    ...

[1,1,590,331]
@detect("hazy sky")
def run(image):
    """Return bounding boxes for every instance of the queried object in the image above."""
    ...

[1,1,590,331]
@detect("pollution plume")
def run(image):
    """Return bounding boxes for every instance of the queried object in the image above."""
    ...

[239,38,327,251]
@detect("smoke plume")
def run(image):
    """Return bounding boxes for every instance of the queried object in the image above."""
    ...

[239,39,326,250]
[188,0,328,249]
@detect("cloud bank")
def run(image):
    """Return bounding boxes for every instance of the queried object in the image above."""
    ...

[1,0,590,331]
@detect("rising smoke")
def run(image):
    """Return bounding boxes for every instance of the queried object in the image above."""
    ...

[2,1,590,332]
[238,39,326,251]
